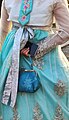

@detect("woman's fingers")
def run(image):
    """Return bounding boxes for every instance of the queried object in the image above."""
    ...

[21,48,29,54]
[20,48,30,56]
[23,49,29,55]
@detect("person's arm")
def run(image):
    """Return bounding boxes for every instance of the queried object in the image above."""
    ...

[0,0,12,51]
[34,0,69,59]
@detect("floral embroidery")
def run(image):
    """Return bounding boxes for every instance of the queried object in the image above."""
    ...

[24,5,27,11]
[33,58,44,70]
[33,103,43,120]
[54,105,64,120]
[18,0,33,26]
[24,2,30,12]
[34,37,57,60]
[21,16,26,21]
[13,105,20,120]
[54,80,66,97]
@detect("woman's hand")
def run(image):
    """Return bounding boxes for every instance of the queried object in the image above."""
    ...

[20,47,30,56]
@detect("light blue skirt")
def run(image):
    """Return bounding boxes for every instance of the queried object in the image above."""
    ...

[0,28,69,120]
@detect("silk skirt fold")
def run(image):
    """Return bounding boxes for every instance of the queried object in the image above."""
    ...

[0,28,69,120]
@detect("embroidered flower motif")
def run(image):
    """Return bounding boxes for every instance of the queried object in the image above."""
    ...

[24,0,30,9]
[33,103,43,120]
[24,5,27,11]
[54,80,66,97]
[24,4,30,12]
[24,1,27,4]
[26,4,30,8]
[33,58,44,70]
[18,0,33,25]
[13,105,20,120]
[21,16,26,21]
[54,105,64,120]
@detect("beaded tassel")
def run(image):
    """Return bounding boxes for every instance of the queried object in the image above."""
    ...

[54,105,64,120]
[33,103,43,120]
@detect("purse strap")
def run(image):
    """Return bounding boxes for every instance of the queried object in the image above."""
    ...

[20,56,34,71]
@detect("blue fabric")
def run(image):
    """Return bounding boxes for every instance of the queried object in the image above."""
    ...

[0,28,69,120]
[18,70,40,92]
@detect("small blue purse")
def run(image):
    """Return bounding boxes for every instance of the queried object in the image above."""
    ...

[18,58,40,93]
[18,69,40,92]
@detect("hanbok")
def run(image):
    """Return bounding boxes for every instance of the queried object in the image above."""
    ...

[0,0,69,120]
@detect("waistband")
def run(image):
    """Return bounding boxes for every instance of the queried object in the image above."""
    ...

[12,22,52,32]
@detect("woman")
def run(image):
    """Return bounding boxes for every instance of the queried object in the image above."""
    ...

[0,0,69,119]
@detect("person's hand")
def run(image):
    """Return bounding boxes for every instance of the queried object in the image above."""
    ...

[20,47,30,56]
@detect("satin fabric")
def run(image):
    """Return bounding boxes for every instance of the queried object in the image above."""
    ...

[1,26,35,108]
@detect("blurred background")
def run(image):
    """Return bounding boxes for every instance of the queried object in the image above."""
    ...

[0,0,2,15]
[0,0,69,60]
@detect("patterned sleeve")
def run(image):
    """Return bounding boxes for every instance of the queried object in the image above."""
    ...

[0,0,12,50]
[53,0,69,44]
[35,0,69,59]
